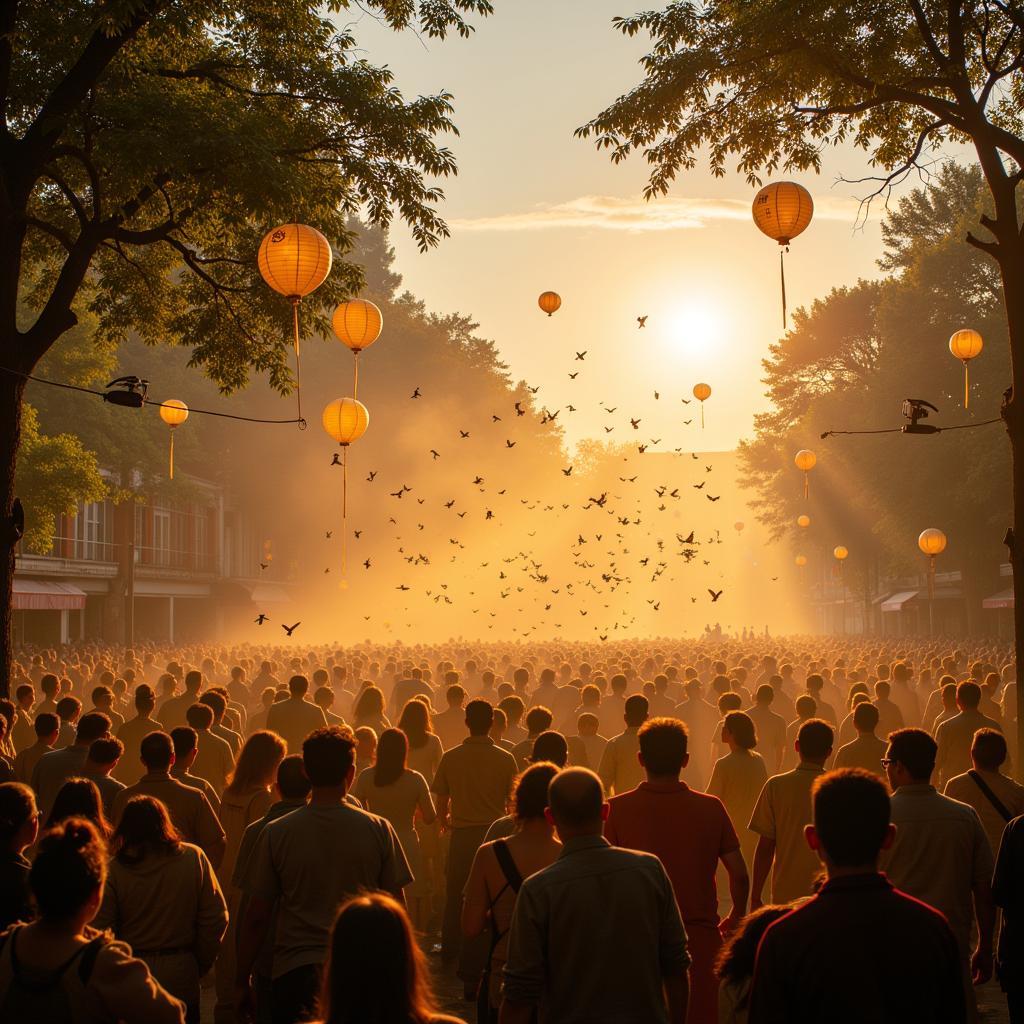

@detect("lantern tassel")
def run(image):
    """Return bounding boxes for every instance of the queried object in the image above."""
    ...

[780,247,788,330]
[353,352,360,402]
[804,472,809,501]
[291,299,304,425]
[341,445,348,578]
[964,361,969,409]
[169,431,174,480]
[700,403,705,429]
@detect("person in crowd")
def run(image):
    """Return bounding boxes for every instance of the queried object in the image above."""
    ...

[185,703,235,796]
[994,811,1024,1023]
[235,726,412,1024]
[944,728,1024,855]
[0,818,186,1023]
[511,707,554,770]
[114,684,161,784]
[567,711,606,771]
[433,685,468,751]
[353,728,436,931]
[431,700,517,972]
[313,893,466,1024]
[170,726,223,815]
[55,695,82,748]
[89,686,124,732]
[871,680,905,738]
[746,686,786,773]
[32,712,110,816]
[706,711,767,879]
[13,711,58,784]
[675,679,718,787]
[313,686,345,728]
[830,701,886,776]
[604,718,748,1024]
[158,670,203,732]
[95,796,227,1023]
[935,682,1003,786]
[780,694,817,770]
[747,768,966,1022]
[354,726,378,776]
[47,777,111,840]
[11,683,36,753]
[353,685,391,737]
[82,738,126,815]
[597,693,649,796]
[111,731,225,868]
[202,690,243,756]
[0,782,37,929]
[749,719,834,907]
[715,906,790,1024]
[500,767,690,1023]
[462,762,561,1022]
[881,728,995,1018]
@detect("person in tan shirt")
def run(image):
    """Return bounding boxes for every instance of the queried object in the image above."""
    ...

[597,694,649,796]
[114,684,163,784]
[12,712,58,784]
[943,728,1024,856]
[264,675,328,754]
[185,703,235,796]
[935,682,1003,787]
[831,702,887,777]
[111,731,225,870]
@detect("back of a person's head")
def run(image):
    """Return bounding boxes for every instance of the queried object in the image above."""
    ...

[134,684,155,712]
[277,754,312,801]
[140,730,174,771]
[184,670,202,693]
[806,673,824,693]
[624,693,649,728]
[88,737,123,767]
[199,690,226,719]
[186,702,214,731]
[755,683,774,705]
[812,769,890,866]
[795,695,817,719]
[610,673,627,694]
[465,698,494,735]
[715,905,792,985]
[30,818,107,923]
[724,711,757,750]
[56,696,81,721]
[373,728,408,788]
[718,692,742,715]
[525,706,553,735]
[446,684,465,707]
[0,782,36,845]
[289,674,309,698]
[34,712,59,739]
[548,767,604,830]
[873,680,890,699]
[113,796,180,863]
[957,681,982,709]
[514,761,559,821]
[530,730,568,767]
[796,719,834,762]
[170,726,197,759]
[638,717,688,776]
[227,731,286,795]
[75,712,110,745]
[887,728,937,781]
[498,694,523,723]
[972,728,1008,772]
[303,726,355,787]
[321,893,436,1024]
[47,778,106,834]
[853,701,880,732]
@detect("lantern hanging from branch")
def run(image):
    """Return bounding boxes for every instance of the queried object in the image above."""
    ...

[538,291,561,316]
[794,449,817,500]
[332,299,383,401]
[692,383,712,428]
[752,182,814,329]
[158,400,188,479]
[322,398,370,579]
[918,528,947,632]
[259,223,333,425]
[948,329,983,409]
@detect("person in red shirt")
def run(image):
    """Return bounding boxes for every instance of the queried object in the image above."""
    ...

[605,717,750,1024]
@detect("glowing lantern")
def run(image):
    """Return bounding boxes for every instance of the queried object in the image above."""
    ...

[538,291,561,316]
[322,398,369,580]
[833,546,849,561]
[258,223,333,425]
[158,400,188,479]
[797,514,811,529]
[734,522,745,533]
[333,299,383,400]
[795,554,808,567]
[948,329,983,409]
[918,528,947,634]
[693,383,712,428]
[794,449,816,500]
[752,182,813,329]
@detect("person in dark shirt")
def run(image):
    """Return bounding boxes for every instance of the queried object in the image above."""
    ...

[994,814,1024,1022]
[0,782,38,929]
[748,767,965,1024]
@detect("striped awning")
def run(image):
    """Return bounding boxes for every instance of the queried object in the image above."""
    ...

[13,579,87,610]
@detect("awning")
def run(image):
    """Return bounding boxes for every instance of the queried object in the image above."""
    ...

[214,580,293,604]
[983,588,1014,610]
[882,591,919,612]
[13,579,86,611]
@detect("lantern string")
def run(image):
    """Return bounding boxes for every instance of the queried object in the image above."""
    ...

[341,444,348,578]
[353,352,360,402]
[803,472,808,501]
[291,299,304,426]
[780,247,788,330]
[169,430,175,480]
[964,362,969,409]
[700,402,705,429]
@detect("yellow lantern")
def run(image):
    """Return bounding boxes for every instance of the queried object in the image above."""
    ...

[794,449,816,500]
[538,291,561,316]
[948,329,983,409]
[333,299,383,400]
[258,223,333,426]
[834,546,849,561]
[918,527,947,556]
[752,182,814,329]
[797,514,811,529]
[734,521,745,533]
[158,399,188,479]
[692,383,711,428]
[322,398,369,580]
[795,554,808,567]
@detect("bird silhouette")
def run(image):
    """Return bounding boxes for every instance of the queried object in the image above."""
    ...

[460,430,470,438]
[282,621,301,636]
[411,387,421,399]
[330,453,342,466]
[366,471,377,482]
[637,316,647,328]
[506,440,516,448]
[563,466,573,476]
[681,398,691,405]
[708,589,723,602]
[568,372,579,380]
[514,402,525,416]
[430,450,440,460]
[364,559,372,569]
[707,494,720,502]
[575,351,587,361]
[325,530,332,538]
[259,562,268,570]
[255,614,269,625]
[630,418,641,429]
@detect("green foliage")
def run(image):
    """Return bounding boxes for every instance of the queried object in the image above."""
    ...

[14,405,107,553]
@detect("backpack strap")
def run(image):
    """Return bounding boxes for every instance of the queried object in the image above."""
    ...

[492,839,524,893]
[968,770,1014,823]
[77,936,107,985]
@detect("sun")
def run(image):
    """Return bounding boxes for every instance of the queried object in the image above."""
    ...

[665,304,723,359]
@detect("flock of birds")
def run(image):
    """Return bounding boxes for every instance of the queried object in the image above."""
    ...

[253,313,775,640]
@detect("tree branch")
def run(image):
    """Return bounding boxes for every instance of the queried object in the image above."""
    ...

[23,216,74,251]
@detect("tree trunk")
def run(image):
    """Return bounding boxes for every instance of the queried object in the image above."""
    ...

[0,368,26,699]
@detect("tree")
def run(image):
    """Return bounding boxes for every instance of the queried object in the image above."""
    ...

[0,0,495,690]
[581,0,1024,766]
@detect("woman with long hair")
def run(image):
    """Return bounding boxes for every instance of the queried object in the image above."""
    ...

[0,818,185,1022]
[462,762,561,1023]
[95,796,226,1024]
[214,730,285,1024]
[353,686,390,736]
[46,777,111,840]
[353,728,435,931]
[0,782,38,929]
[316,893,464,1024]
[715,905,790,1023]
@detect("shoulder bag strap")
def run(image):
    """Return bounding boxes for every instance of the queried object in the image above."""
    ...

[492,839,524,893]
[968,770,1014,823]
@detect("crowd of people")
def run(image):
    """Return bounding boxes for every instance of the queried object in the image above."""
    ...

[0,635,1020,1023]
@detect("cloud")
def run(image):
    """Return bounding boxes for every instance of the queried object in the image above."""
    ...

[450,193,858,233]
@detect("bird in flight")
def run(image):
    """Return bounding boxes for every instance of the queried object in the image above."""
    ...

[259,562,268,570]
[708,589,723,602]
[514,401,525,417]
[330,453,342,466]
[506,439,516,448]
[460,430,470,438]
[430,449,440,460]
[707,494,721,502]
[282,621,301,636]
[325,531,332,538]
[568,372,579,380]
[637,316,647,328]
[681,398,691,405]
[562,466,573,476]
[397,584,410,591]
[255,613,269,625]
[411,387,421,399]
[364,559,372,569]
[630,418,641,429]
[575,351,587,361]
[366,470,377,482]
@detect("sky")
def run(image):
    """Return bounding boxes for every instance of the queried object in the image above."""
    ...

[342,0,892,453]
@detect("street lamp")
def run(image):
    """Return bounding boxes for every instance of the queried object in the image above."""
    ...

[918,528,948,636]
[834,546,849,634]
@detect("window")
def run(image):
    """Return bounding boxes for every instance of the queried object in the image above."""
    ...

[152,508,172,567]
